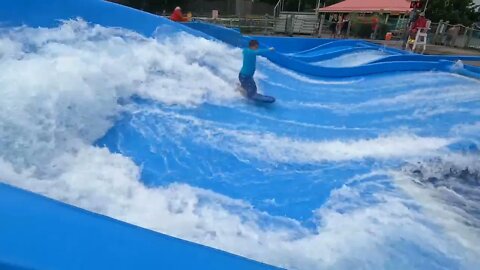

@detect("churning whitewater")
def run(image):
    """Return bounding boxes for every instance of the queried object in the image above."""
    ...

[1,20,479,270]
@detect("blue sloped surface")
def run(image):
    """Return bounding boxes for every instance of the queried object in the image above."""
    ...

[1,0,480,270]
[0,0,204,37]
[186,22,480,77]
[0,1,278,269]
[0,183,278,270]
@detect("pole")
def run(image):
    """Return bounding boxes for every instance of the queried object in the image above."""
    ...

[298,0,302,12]
[423,0,429,12]
[346,19,351,37]
[433,19,442,44]
[317,14,324,37]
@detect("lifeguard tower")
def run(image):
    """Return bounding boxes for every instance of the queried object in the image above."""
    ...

[409,19,431,53]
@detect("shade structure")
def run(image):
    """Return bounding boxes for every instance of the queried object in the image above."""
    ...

[319,0,412,14]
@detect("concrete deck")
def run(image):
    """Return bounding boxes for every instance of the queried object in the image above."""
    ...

[370,40,480,66]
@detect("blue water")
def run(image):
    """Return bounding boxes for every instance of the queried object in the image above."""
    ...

[1,1,480,269]
[96,55,480,268]
[99,58,479,217]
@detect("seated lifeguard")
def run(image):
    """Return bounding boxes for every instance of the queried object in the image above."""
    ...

[410,12,427,36]
[170,7,188,22]
[407,12,428,50]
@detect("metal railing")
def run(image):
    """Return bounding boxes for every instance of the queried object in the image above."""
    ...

[190,14,480,52]
[273,12,319,35]
[193,16,275,35]
[429,21,480,50]
[315,18,480,51]
[273,0,285,18]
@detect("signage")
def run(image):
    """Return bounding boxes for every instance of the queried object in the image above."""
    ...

[410,0,423,9]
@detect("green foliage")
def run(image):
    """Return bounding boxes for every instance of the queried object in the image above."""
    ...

[324,0,343,6]
[280,0,317,11]
[350,21,372,38]
[425,0,479,25]
[122,0,187,13]
[349,14,389,40]
[258,0,282,4]
[377,23,389,39]
[258,0,343,11]
[349,21,388,39]
[124,0,351,13]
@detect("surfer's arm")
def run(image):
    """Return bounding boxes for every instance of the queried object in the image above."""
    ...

[255,47,274,55]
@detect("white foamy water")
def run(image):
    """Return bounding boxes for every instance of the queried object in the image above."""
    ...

[355,85,480,111]
[261,58,364,85]
[313,50,388,67]
[0,20,479,270]
[292,72,480,118]
[393,154,480,264]
[131,109,452,163]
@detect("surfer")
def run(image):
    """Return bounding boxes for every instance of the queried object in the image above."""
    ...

[238,40,274,101]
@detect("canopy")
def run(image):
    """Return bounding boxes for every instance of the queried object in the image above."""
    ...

[318,0,412,14]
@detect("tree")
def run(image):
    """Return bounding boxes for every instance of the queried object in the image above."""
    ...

[324,0,343,6]
[258,0,343,11]
[425,0,479,25]
[258,0,313,10]
[120,0,188,13]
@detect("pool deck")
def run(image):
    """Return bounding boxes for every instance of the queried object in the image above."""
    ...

[370,40,480,66]
[275,34,480,66]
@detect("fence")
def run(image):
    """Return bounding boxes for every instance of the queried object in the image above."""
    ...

[273,12,319,35]
[190,14,480,51]
[193,16,275,35]
[429,21,480,50]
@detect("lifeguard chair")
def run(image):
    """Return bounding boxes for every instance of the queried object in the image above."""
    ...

[409,20,431,53]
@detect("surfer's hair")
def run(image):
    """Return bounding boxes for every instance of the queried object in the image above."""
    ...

[249,40,259,47]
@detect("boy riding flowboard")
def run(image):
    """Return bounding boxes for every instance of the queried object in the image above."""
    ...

[238,40,275,103]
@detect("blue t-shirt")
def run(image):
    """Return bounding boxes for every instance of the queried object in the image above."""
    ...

[239,48,269,77]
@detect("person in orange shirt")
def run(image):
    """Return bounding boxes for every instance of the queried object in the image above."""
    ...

[170,6,189,22]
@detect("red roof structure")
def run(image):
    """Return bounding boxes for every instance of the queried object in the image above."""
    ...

[319,0,412,14]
